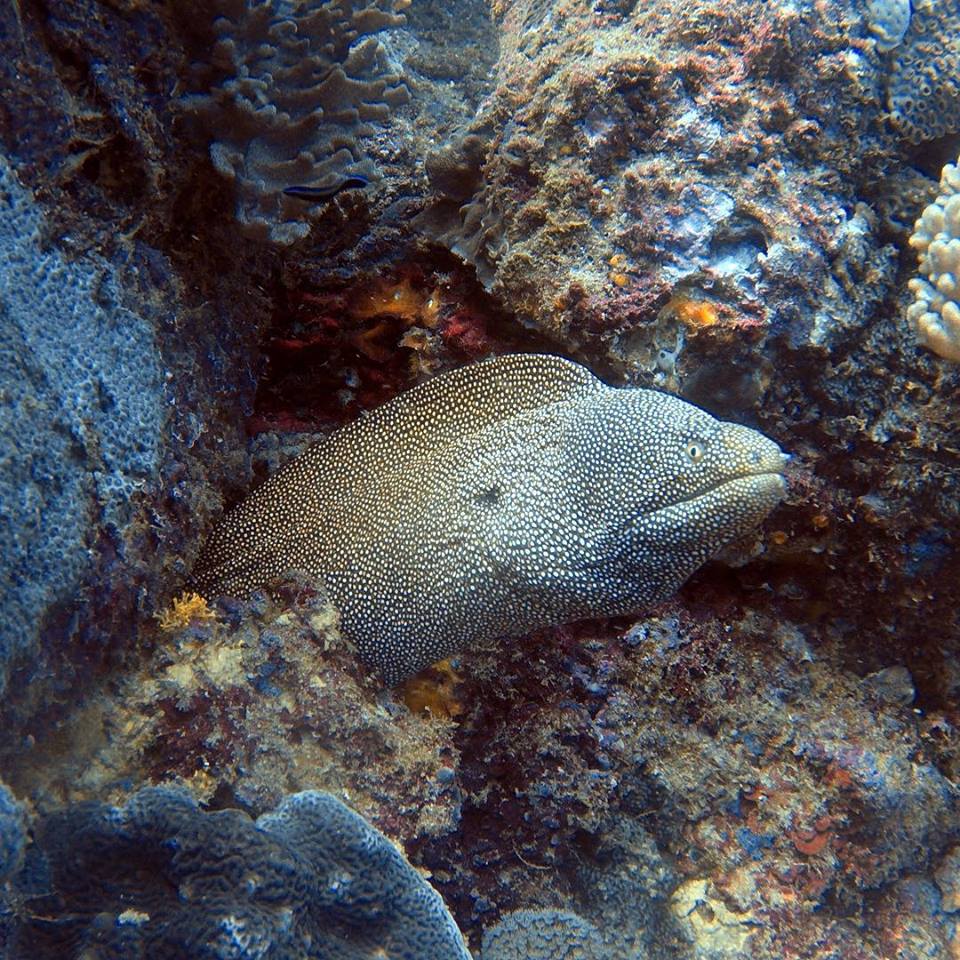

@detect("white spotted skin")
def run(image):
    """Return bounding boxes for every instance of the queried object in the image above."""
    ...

[191,354,787,684]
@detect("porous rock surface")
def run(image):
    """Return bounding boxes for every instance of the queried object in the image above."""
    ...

[0,781,27,884]
[0,154,159,703]
[2,584,461,841]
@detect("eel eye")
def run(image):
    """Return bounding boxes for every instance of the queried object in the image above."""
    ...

[686,441,704,463]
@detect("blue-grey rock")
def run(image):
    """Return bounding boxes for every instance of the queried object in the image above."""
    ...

[0,782,27,883]
[0,154,163,702]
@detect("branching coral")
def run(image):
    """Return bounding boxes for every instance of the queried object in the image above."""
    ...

[907,155,960,362]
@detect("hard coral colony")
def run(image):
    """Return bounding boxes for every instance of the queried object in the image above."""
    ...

[908,154,960,361]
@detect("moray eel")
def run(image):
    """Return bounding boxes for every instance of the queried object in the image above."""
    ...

[192,354,787,684]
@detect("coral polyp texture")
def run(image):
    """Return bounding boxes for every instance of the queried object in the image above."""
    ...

[192,354,786,684]
[481,909,608,960]
[887,0,960,143]
[907,155,960,361]
[0,153,163,702]
[182,0,410,244]
[3,786,470,960]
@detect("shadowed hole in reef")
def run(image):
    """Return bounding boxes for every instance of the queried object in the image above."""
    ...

[248,247,571,437]
[70,132,150,205]
[206,779,259,817]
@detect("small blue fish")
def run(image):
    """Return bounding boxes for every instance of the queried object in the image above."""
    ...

[282,175,370,202]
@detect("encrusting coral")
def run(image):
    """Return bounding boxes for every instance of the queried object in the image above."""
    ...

[481,909,608,960]
[907,154,960,361]
[192,354,786,684]
[181,0,410,244]
[887,0,960,143]
[0,153,163,705]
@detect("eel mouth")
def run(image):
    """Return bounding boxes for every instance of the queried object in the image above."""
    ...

[669,459,789,512]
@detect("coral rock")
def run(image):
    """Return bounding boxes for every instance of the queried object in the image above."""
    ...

[0,782,26,884]
[5,786,470,959]
[0,153,163,704]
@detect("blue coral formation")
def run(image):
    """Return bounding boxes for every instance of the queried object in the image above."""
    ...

[0,154,163,701]
[5,786,470,959]
[0,782,27,884]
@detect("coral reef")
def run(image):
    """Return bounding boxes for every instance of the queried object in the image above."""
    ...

[418,0,905,359]
[5,583,462,839]
[4,785,470,959]
[887,0,960,143]
[1,0,960,958]
[907,153,960,361]
[411,601,960,958]
[181,0,411,245]
[481,909,608,959]
[0,153,162,702]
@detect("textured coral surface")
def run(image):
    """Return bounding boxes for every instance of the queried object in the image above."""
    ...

[908,154,960,360]
[4,786,470,959]
[887,0,960,144]
[1,0,959,957]
[181,0,411,244]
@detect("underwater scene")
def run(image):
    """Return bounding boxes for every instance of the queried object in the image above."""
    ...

[1,0,959,956]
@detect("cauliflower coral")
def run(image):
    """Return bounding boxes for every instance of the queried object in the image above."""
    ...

[907,155,960,362]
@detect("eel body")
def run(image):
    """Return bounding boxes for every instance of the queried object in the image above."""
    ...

[192,354,787,684]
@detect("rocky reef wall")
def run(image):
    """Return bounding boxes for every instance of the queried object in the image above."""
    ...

[1,0,959,957]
